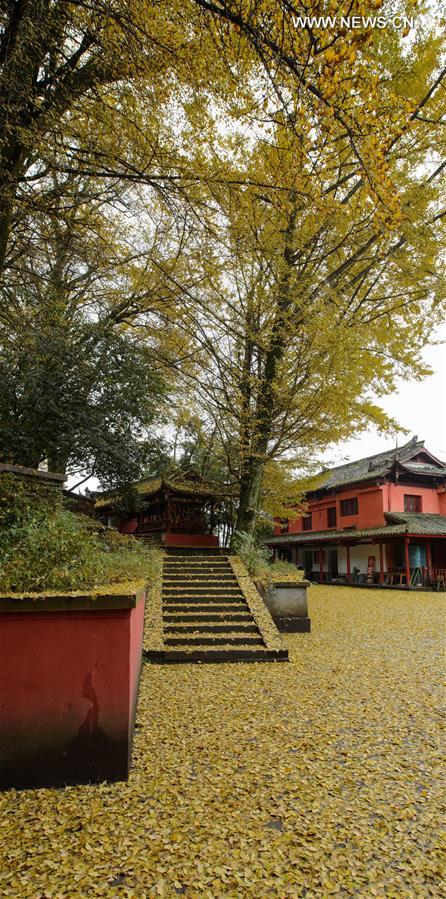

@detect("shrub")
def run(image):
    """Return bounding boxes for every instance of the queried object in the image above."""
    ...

[231,530,272,580]
[0,474,161,593]
[230,531,304,587]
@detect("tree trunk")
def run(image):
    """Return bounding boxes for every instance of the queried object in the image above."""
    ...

[235,458,264,534]
[234,199,299,534]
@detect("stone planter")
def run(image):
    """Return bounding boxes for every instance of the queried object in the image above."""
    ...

[261,580,311,633]
[0,586,146,790]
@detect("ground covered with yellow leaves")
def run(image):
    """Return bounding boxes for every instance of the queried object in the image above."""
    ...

[1,587,444,897]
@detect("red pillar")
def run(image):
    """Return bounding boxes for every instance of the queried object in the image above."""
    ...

[404,537,410,587]
[426,542,433,582]
[319,548,324,584]
[379,543,384,584]
[346,544,351,581]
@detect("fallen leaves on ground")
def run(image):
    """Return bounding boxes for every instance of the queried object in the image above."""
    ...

[1,587,444,897]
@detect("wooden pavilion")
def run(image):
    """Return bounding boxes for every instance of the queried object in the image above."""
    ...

[95,471,222,547]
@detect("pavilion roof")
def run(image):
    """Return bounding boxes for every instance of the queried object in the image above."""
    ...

[95,471,224,509]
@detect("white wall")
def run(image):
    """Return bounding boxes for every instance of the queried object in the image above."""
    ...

[338,544,385,575]
[294,543,386,575]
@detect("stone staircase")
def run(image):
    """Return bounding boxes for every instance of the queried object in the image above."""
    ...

[146,548,288,663]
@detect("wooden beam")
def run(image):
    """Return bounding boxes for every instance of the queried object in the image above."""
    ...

[165,490,171,533]
[404,537,410,587]
[426,542,433,582]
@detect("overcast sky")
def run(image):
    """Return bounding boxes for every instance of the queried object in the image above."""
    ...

[324,322,446,467]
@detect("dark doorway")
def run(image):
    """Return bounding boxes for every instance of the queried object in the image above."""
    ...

[329,549,338,579]
[304,550,313,579]
[279,548,292,563]
[393,543,404,568]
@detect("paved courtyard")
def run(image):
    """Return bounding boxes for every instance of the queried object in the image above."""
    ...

[1,587,444,897]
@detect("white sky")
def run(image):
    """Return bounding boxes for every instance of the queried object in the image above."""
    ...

[323,322,446,467]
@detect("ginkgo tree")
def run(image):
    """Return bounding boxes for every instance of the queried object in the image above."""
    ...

[1,0,445,522]
[161,3,446,533]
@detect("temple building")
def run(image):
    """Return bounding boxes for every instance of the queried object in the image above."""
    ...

[95,471,221,548]
[267,437,446,588]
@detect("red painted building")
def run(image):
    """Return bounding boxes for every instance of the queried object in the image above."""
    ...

[267,437,446,588]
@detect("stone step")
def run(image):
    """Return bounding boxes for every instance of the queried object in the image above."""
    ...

[163,597,245,606]
[163,623,259,634]
[146,647,288,663]
[163,581,240,596]
[159,646,288,665]
[163,562,233,574]
[163,603,249,614]
[164,634,265,646]
[164,574,233,580]
[164,557,230,562]
[164,549,226,557]
[163,612,253,623]
[162,586,243,595]
[164,546,228,559]
[163,571,238,587]
[163,561,232,567]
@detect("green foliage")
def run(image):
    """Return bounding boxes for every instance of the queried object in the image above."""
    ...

[231,531,272,579]
[0,299,167,485]
[0,474,161,593]
[230,529,304,587]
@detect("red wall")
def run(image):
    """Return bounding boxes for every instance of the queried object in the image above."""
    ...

[120,518,138,534]
[0,595,145,790]
[383,483,442,514]
[128,594,145,748]
[275,482,445,535]
[279,485,385,534]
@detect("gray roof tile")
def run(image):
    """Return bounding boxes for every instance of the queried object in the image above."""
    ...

[311,437,446,491]
[267,513,446,545]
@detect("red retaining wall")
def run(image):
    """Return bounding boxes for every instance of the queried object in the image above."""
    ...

[0,590,146,790]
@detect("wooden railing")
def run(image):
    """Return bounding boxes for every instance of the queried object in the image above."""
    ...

[386,567,446,587]
[431,569,446,589]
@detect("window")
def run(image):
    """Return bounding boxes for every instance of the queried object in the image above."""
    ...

[280,518,289,533]
[404,494,422,513]
[302,513,312,530]
[340,497,358,516]
[327,507,337,527]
